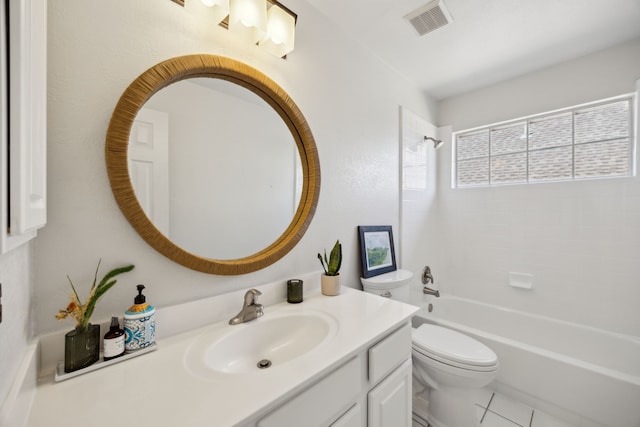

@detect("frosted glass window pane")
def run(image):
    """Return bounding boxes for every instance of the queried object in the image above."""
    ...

[457,157,489,186]
[529,114,572,150]
[491,152,527,183]
[528,146,572,182]
[454,96,633,188]
[457,132,488,160]
[574,100,629,144]
[491,123,526,155]
[575,139,629,178]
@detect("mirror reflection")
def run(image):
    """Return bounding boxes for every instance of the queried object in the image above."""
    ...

[129,78,302,259]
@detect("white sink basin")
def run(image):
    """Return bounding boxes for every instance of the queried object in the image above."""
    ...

[184,308,338,378]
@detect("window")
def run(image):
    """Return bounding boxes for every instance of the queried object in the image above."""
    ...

[453,95,635,188]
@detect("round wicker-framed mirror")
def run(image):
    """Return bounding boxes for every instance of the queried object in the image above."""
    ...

[105,54,320,275]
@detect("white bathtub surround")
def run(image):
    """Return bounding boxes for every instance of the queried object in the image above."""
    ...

[412,295,640,427]
[24,284,417,426]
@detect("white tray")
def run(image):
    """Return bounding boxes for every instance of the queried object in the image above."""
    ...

[54,344,157,382]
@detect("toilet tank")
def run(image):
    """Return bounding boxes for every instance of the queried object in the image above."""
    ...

[360,269,413,303]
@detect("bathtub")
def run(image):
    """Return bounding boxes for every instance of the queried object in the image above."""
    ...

[411,296,640,427]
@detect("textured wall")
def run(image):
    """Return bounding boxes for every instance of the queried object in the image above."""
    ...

[0,244,32,409]
[34,0,434,336]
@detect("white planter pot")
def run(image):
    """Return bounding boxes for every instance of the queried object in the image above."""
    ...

[321,274,341,296]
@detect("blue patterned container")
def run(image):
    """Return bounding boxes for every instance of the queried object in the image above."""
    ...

[124,284,156,352]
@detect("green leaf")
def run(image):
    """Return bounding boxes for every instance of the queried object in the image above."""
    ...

[67,275,81,304]
[83,279,118,326]
[317,253,328,275]
[96,264,135,293]
[90,258,102,291]
[328,240,341,275]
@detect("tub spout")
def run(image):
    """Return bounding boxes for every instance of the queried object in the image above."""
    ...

[423,286,440,297]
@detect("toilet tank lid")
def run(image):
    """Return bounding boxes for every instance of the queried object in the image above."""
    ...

[360,269,413,288]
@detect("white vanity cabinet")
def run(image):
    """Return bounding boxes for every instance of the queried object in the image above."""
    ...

[255,322,413,427]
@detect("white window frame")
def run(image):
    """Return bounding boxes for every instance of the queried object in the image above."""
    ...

[452,91,637,189]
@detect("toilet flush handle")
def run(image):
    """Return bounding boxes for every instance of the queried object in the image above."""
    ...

[380,291,392,298]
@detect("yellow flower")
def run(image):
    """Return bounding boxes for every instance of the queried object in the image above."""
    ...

[55,260,135,328]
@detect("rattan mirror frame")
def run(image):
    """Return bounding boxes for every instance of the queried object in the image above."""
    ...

[105,54,320,275]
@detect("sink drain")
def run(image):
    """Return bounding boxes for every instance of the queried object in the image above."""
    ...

[257,359,272,369]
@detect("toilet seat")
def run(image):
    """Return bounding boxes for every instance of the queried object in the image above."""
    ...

[412,324,498,372]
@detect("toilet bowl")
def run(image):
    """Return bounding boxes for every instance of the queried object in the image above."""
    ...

[360,270,499,427]
[412,323,498,427]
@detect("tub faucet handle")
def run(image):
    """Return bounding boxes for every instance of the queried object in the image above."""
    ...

[422,266,434,284]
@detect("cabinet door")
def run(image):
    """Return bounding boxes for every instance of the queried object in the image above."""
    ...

[258,357,362,427]
[1,0,47,253]
[331,403,363,427]
[368,359,412,427]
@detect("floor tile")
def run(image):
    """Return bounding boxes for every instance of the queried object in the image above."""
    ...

[488,393,533,426]
[530,410,575,427]
[481,411,524,427]
[477,404,488,421]
[475,388,495,408]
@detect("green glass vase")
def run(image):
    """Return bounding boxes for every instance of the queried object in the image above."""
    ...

[64,324,100,373]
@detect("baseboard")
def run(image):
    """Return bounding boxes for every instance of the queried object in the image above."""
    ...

[0,341,38,427]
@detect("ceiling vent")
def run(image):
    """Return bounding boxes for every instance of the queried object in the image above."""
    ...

[404,0,453,37]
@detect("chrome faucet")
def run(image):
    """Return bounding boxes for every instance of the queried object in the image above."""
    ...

[422,266,440,297]
[229,289,264,325]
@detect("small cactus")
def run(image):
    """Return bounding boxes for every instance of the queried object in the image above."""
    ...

[318,240,342,276]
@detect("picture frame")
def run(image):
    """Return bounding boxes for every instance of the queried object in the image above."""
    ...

[358,225,397,278]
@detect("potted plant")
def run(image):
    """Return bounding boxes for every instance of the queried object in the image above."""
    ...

[317,240,342,296]
[56,259,135,372]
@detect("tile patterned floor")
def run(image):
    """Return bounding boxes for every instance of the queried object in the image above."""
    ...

[412,389,575,427]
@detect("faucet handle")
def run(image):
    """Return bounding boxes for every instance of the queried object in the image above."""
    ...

[422,266,434,284]
[244,289,262,305]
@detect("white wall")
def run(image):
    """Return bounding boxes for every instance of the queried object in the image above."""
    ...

[434,37,640,336]
[32,0,435,338]
[0,245,32,410]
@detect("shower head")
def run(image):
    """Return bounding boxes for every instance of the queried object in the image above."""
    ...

[424,136,444,149]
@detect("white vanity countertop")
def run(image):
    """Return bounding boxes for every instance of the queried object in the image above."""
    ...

[26,288,418,427]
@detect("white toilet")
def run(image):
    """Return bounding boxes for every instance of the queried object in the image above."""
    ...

[361,270,499,427]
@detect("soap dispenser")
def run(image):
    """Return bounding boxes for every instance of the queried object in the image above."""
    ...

[124,284,156,352]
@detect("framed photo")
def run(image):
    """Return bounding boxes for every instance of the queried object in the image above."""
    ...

[358,225,397,278]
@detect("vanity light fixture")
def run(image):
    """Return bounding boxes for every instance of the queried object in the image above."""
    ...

[259,3,296,57]
[199,0,230,24]
[228,0,268,44]
[197,0,297,58]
